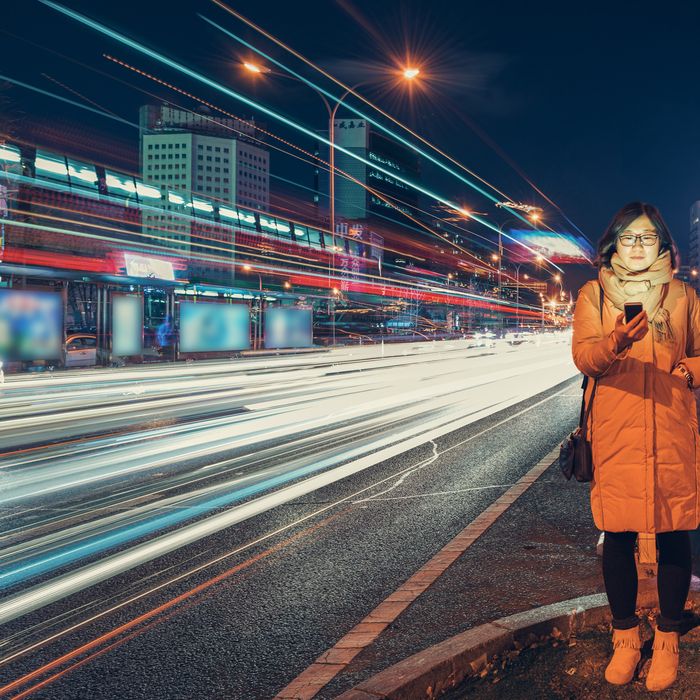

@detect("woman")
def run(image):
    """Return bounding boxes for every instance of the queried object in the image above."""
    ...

[572,202,700,691]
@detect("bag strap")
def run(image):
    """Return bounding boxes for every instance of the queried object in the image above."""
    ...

[579,283,604,436]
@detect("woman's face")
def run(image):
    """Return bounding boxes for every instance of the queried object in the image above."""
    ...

[615,214,660,271]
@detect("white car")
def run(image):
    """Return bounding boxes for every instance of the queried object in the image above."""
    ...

[64,334,97,368]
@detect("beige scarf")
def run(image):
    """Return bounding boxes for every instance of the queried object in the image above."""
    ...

[598,250,674,342]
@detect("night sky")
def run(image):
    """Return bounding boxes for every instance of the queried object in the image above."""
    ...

[2,0,700,289]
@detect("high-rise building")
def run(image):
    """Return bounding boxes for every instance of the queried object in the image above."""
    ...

[139,104,270,253]
[321,117,420,224]
[689,202,700,291]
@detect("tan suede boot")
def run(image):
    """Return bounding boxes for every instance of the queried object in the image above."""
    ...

[646,629,680,692]
[604,626,642,685]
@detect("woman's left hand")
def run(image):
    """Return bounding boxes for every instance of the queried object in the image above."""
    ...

[672,363,694,389]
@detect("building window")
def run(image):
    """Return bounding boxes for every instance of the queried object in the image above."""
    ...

[206,146,212,151]
[147,144,153,150]
[214,146,220,152]
[198,145,203,150]
[168,143,173,149]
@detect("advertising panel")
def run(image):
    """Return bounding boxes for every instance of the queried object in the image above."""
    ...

[506,230,595,264]
[112,294,143,356]
[179,302,250,353]
[0,290,62,361]
[264,307,313,349]
[124,254,175,281]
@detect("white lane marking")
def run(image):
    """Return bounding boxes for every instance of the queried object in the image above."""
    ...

[353,440,440,504]
[0,380,577,626]
[356,484,516,502]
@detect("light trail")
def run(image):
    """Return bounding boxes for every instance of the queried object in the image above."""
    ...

[0,377,578,700]
[0,73,137,130]
[39,0,564,272]
[0,339,576,627]
[203,6,589,246]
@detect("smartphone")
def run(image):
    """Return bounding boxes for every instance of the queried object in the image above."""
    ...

[624,302,644,324]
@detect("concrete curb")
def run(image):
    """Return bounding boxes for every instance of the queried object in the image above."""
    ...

[335,589,700,700]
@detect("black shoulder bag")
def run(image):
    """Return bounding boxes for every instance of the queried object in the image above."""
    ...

[560,283,604,482]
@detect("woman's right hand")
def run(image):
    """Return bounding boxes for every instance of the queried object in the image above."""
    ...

[613,311,649,352]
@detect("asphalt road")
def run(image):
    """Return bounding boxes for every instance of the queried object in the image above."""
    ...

[0,357,583,699]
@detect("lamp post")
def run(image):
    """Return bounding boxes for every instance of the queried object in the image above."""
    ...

[513,264,526,328]
[243,265,263,350]
[539,293,545,331]
[496,212,542,331]
[241,62,420,348]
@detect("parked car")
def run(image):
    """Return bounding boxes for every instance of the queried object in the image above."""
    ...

[64,333,97,368]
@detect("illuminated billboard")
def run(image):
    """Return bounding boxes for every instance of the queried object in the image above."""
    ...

[124,254,175,281]
[507,230,595,264]
[264,307,313,349]
[0,290,63,361]
[112,294,143,356]
[179,302,250,353]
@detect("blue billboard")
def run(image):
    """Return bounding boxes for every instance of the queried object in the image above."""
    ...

[264,307,313,349]
[0,290,63,361]
[179,302,250,353]
[112,294,143,356]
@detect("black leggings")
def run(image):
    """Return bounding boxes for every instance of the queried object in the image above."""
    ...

[603,530,691,632]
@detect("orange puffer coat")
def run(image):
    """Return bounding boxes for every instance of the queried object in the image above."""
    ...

[572,277,700,533]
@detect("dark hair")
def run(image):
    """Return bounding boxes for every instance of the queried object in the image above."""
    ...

[595,202,679,269]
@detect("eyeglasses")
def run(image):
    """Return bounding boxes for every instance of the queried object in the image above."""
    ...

[617,234,659,247]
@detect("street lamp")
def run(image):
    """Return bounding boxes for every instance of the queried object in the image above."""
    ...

[240,61,419,346]
[495,212,542,329]
[331,286,340,346]
[243,264,264,350]
[539,292,545,331]
[242,61,270,75]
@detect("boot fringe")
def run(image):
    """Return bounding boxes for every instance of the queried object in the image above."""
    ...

[611,627,642,650]
[652,631,679,654]
[612,637,642,650]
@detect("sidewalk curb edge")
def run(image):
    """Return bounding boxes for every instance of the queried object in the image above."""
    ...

[335,589,700,700]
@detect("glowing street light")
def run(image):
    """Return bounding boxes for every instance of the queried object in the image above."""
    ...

[242,61,269,74]
[403,67,420,80]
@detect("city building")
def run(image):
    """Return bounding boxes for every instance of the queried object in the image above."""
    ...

[319,117,420,225]
[139,104,270,259]
[689,201,700,291]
